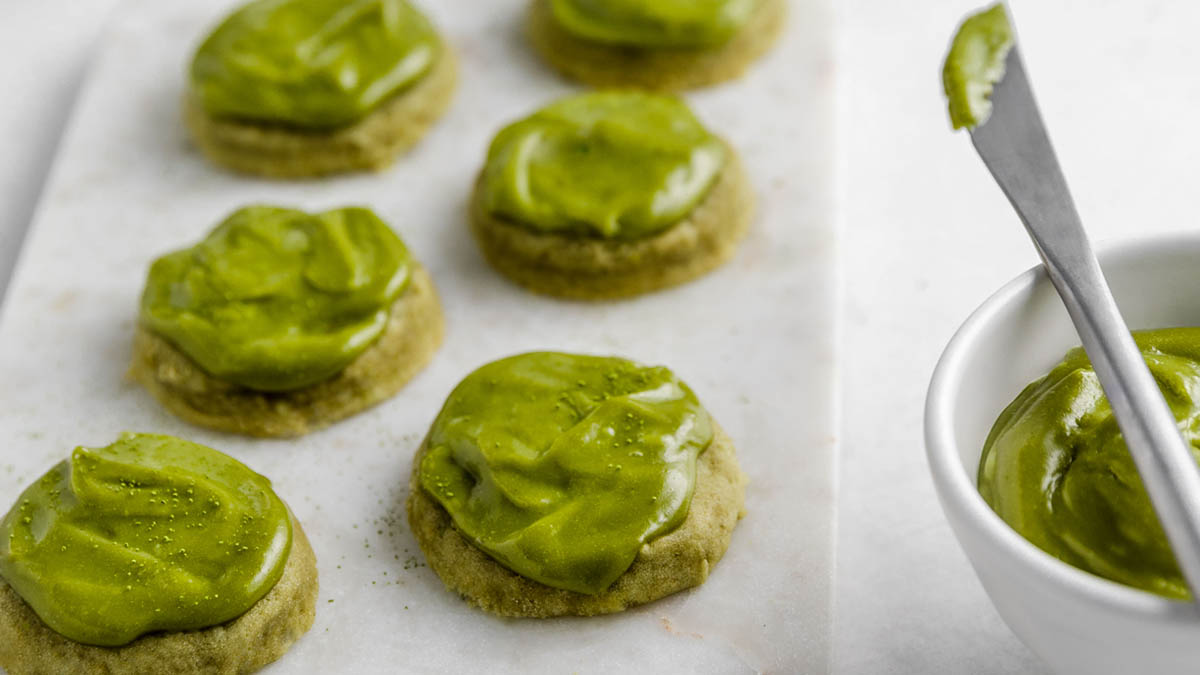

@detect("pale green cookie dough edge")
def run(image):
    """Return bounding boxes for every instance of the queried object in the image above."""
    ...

[0,513,318,675]
[406,424,747,618]
[130,265,445,438]
[527,0,786,91]
[470,139,755,300]
[184,46,458,178]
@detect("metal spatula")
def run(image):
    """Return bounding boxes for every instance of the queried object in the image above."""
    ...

[969,42,1200,600]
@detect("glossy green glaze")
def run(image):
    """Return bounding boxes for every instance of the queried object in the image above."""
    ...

[420,352,713,594]
[191,0,440,129]
[140,206,411,392]
[942,3,1013,130]
[481,91,726,240]
[0,433,292,646]
[979,328,1200,600]
[550,0,758,48]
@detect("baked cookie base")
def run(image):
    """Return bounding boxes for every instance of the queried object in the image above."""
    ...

[184,47,458,178]
[470,142,754,300]
[407,425,747,618]
[527,0,786,91]
[0,515,318,675]
[130,265,445,438]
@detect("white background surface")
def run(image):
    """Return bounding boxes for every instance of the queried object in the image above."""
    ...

[0,0,833,673]
[5,0,1200,673]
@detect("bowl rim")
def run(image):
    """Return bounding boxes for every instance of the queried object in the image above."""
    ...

[925,233,1200,621]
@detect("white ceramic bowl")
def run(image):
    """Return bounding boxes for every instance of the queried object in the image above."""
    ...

[926,235,1200,675]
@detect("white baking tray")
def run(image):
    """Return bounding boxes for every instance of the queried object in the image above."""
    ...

[0,0,835,671]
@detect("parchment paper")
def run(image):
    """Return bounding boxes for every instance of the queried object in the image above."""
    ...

[0,1,835,671]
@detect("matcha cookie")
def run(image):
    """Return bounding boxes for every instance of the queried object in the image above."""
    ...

[186,0,457,178]
[528,0,786,91]
[406,353,747,617]
[0,434,319,675]
[130,206,444,438]
[471,91,754,299]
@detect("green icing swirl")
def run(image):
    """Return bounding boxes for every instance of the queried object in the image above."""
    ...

[0,433,292,646]
[419,352,714,594]
[550,0,758,48]
[979,328,1200,600]
[191,0,441,129]
[942,3,1014,130]
[140,205,411,392]
[480,91,727,240]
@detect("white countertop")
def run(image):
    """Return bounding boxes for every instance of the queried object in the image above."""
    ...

[0,1,121,299]
[4,1,1199,672]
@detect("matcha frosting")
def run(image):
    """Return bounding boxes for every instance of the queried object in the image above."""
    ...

[140,205,411,392]
[481,91,727,240]
[550,0,758,48]
[0,433,292,646]
[419,352,714,594]
[979,328,1200,600]
[191,0,441,129]
[943,3,1014,130]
